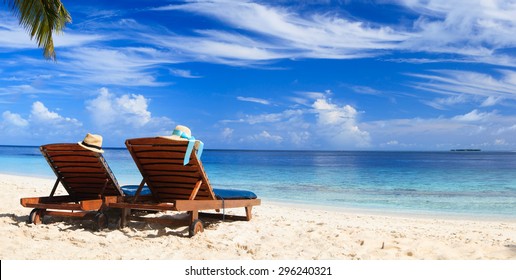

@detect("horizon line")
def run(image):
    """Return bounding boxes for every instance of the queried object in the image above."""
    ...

[0,144,511,153]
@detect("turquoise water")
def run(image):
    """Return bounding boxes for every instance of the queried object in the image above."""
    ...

[1,146,515,218]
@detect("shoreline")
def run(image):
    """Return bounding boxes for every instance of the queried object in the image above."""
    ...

[266,199,516,222]
[1,173,515,260]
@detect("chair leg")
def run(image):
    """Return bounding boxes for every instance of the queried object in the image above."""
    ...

[120,208,130,228]
[245,206,253,221]
[189,210,199,222]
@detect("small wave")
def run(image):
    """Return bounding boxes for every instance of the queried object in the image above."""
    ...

[393,188,417,192]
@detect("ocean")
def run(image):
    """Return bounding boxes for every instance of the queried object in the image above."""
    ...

[1,145,515,218]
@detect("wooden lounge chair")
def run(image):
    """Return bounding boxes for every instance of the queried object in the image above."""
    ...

[108,137,261,237]
[20,143,124,230]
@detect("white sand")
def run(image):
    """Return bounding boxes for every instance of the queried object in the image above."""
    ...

[1,173,515,260]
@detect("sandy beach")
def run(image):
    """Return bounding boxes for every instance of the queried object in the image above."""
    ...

[1,173,515,260]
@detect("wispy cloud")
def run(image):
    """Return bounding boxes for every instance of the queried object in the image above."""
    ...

[407,69,516,108]
[53,32,106,48]
[4,0,516,74]
[351,85,382,95]
[143,31,283,66]
[399,0,516,64]
[245,130,283,144]
[288,91,329,106]
[4,0,516,93]
[0,12,107,53]
[170,69,202,78]
[237,96,270,105]
[0,85,37,96]
[452,109,497,122]
[0,14,39,49]
[222,109,303,125]
[58,47,171,86]
[363,108,516,149]
[150,0,408,63]
[145,0,516,67]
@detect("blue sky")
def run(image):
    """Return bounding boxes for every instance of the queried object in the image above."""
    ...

[2,0,516,150]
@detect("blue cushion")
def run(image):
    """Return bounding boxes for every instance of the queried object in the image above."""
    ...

[121,185,151,196]
[121,185,256,199]
[213,188,257,200]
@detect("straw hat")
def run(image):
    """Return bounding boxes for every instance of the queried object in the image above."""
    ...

[78,133,104,153]
[161,125,194,141]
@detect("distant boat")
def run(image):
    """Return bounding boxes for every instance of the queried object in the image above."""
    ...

[450,149,481,152]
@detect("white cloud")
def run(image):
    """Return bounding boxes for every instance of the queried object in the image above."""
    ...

[31,102,61,122]
[246,130,283,144]
[146,0,516,67]
[424,95,469,110]
[0,84,38,96]
[362,109,516,149]
[495,124,516,135]
[1,101,83,143]
[221,91,370,149]
[452,109,495,122]
[86,89,115,125]
[0,13,39,50]
[313,98,355,125]
[0,111,31,140]
[2,111,28,127]
[289,91,330,106]
[312,98,371,148]
[399,0,516,64]
[0,12,106,55]
[4,0,516,74]
[301,91,330,100]
[237,96,270,105]
[170,69,202,78]
[409,69,516,108]
[53,32,106,48]
[386,140,399,145]
[494,139,507,146]
[351,86,381,95]
[86,88,149,127]
[1,92,174,145]
[149,0,408,63]
[116,94,152,127]
[85,87,173,136]
[288,130,311,146]
[57,47,170,86]
[30,101,82,127]
[5,0,516,93]
[243,110,303,124]
[145,31,282,66]
[221,127,234,140]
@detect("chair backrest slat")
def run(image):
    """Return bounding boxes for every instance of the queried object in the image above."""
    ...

[126,137,216,202]
[41,143,124,197]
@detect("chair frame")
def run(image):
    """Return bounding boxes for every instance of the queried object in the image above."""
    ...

[20,144,123,230]
[108,137,261,236]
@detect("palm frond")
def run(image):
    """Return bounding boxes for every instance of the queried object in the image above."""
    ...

[6,0,72,60]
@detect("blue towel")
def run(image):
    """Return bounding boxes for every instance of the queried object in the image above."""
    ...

[171,129,204,165]
[121,185,151,196]
[213,188,257,200]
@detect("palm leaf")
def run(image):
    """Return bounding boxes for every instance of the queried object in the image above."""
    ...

[6,0,72,60]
